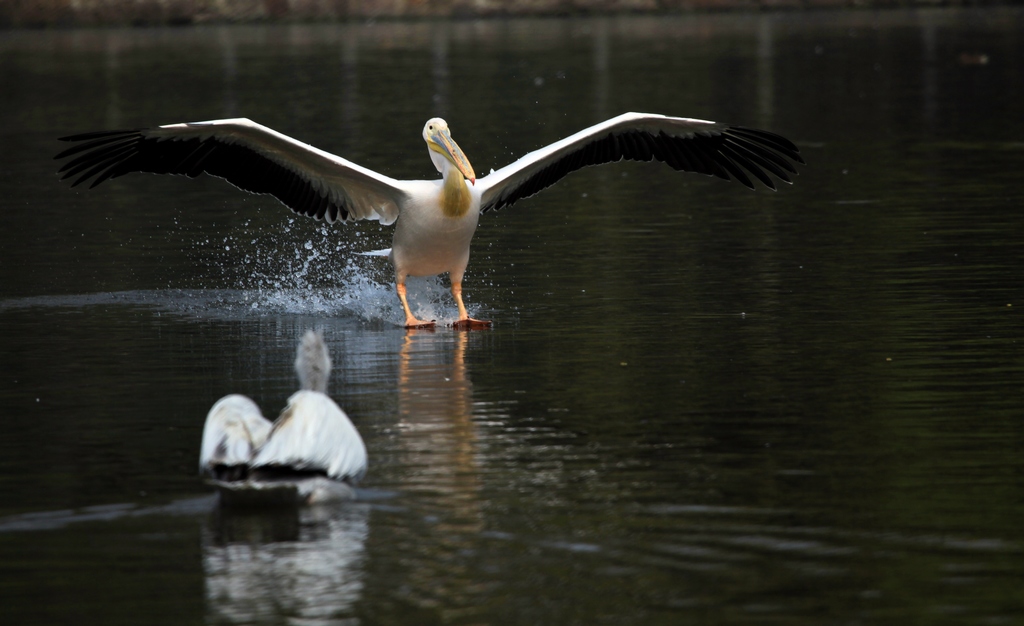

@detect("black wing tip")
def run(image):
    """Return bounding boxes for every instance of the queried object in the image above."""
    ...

[58,129,138,142]
[54,129,143,160]
[727,124,797,146]
[727,126,804,161]
[720,125,805,188]
[53,144,81,159]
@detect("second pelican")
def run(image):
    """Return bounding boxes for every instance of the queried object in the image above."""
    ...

[200,330,367,506]
[55,113,804,328]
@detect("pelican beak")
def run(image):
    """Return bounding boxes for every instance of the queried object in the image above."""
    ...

[431,127,477,185]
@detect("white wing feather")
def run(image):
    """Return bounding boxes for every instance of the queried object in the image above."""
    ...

[477,113,708,208]
[250,390,368,483]
[476,111,802,212]
[199,394,273,473]
[147,119,408,224]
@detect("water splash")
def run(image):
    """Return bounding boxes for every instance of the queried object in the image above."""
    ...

[236,261,463,327]
[7,219,485,326]
[202,221,471,325]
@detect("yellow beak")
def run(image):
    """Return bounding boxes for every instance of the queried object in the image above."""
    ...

[430,127,476,185]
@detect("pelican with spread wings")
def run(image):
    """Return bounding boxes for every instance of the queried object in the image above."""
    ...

[55,112,803,328]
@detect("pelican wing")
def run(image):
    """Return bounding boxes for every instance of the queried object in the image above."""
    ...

[251,390,368,483]
[477,112,804,213]
[200,394,273,476]
[55,118,405,225]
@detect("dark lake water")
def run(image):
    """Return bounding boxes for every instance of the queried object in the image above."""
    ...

[2,7,1023,624]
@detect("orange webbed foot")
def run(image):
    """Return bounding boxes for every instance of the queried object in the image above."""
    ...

[451,318,493,330]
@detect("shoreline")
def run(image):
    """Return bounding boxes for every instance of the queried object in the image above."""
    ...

[0,0,992,29]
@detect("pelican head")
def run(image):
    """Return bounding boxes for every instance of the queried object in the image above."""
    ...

[423,118,476,185]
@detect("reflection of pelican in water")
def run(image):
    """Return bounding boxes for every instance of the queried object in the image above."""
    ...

[202,503,369,624]
[396,329,483,520]
[55,114,803,328]
[200,330,367,506]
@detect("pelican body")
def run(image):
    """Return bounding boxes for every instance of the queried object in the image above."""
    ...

[55,113,803,327]
[200,330,367,506]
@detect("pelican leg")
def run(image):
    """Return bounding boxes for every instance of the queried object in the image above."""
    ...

[396,282,435,329]
[450,282,492,330]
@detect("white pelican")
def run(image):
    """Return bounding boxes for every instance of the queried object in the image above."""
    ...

[200,330,368,506]
[55,112,803,328]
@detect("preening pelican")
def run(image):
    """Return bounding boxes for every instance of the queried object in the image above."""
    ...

[55,112,804,328]
[200,330,368,506]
